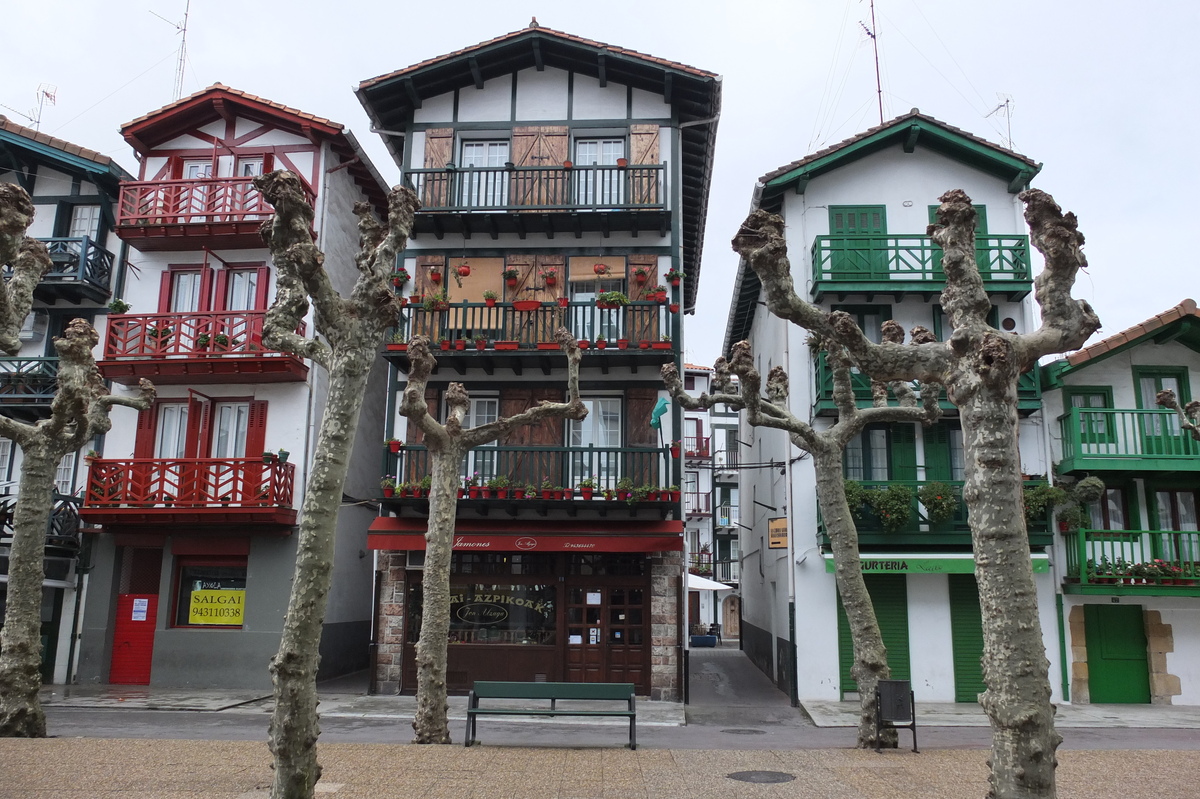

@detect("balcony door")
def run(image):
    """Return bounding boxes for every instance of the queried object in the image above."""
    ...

[216,266,269,349]
[1136,368,1190,455]
[460,140,509,208]
[1153,489,1200,564]
[182,160,213,218]
[569,398,621,490]
[462,398,499,483]
[828,206,887,278]
[574,139,624,206]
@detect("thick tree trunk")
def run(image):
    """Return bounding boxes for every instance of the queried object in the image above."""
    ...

[268,348,374,799]
[0,448,57,737]
[813,448,897,749]
[411,449,463,744]
[960,389,1060,799]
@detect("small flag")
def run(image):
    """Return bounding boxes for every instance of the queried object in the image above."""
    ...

[649,397,670,429]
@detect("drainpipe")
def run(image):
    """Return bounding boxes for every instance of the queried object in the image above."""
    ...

[783,317,799,708]
[63,532,92,687]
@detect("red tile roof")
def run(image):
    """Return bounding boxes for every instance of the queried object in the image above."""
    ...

[1066,299,1200,366]
[0,114,119,169]
[759,108,1038,185]
[359,22,717,89]
[120,83,343,134]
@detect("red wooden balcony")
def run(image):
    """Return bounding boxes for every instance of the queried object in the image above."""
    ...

[684,436,711,459]
[99,311,308,385]
[685,492,711,516]
[114,177,312,251]
[80,458,297,530]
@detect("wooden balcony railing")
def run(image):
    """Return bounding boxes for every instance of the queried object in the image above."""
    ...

[1058,408,1200,473]
[713,558,740,583]
[408,163,665,212]
[684,436,711,458]
[819,479,1052,547]
[30,236,114,296]
[715,503,738,529]
[0,357,59,406]
[1063,528,1200,595]
[685,492,711,515]
[714,448,739,470]
[810,234,1032,299]
[391,445,670,497]
[394,300,675,352]
[82,458,295,518]
[116,177,299,226]
[813,351,1041,414]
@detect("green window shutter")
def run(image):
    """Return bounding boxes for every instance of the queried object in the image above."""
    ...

[924,424,953,481]
[837,574,910,697]
[948,574,987,703]
[890,424,917,481]
[831,206,887,235]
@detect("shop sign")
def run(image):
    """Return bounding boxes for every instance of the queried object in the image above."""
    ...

[455,603,510,625]
[822,556,1050,574]
[768,517,789,549]
[188,589,245,625]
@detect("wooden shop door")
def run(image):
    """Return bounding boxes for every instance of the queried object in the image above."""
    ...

[565,585,647,693]
[109,547,162,685]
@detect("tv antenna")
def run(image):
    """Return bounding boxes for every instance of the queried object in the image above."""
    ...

[985,93,1015,149]
[150,0,192,101]
[859,0,884,124]
[1,84,57,131]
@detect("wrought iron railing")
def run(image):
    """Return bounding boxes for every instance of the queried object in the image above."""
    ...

[1058,407,1200,468]
[116,177,312,226]
[396,300,674,350]
[406,163,665,212]
[1063,528,1200,588]
[685,492,711,515]
[688,551,713,575]
[684,436,710,458]
[103,311,305,360]
[811,234,1031,288]
[84,458,295,509]
[24,236,114,292]
[713,558,740,583]
[714,447,739,470]
[0,358,59,403]
[391,445,670,494]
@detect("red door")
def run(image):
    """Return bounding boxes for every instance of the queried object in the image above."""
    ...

[109,595,158,685]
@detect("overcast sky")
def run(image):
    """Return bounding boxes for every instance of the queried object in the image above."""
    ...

[7,1,1196,366]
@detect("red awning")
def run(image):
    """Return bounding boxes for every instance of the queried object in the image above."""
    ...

[367,516,683,553]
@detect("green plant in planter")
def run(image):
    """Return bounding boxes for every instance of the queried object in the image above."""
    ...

[485,474,510,490]
[596,290,630,306]
[1023,483,1068,523]
[842,480,871,522]
[917,481,958,525]
[418,475,433,493]
[868,484,914,534]
[380,477,396,490]
[107,298,131,314]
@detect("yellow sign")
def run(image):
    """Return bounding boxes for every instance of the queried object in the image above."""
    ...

[768,516,789,549]
[188,589,245,625]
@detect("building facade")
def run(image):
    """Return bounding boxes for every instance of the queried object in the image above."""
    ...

[357,24,720,699]
[1043,299,1200,705]
[73,85,390,688]
[0,116,132,683]
[724,111,1061,702]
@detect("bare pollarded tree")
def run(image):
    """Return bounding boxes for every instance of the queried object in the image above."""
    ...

[253,170,419,799]
[731,189,1099,799]
[399,330,586,744]
[664,332,940,748]
[0,186,155,737]
[1157,390,1200,441]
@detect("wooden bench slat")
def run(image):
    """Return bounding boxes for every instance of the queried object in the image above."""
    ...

[464,680,637,750]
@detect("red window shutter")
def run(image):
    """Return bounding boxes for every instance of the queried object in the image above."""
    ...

[198,265,214,312]
[186,396,212,458]
[212,269,229,312]
[134,406,158,458]
[254,265,270,310]
[245,400,268,457]
[157,271,173,314]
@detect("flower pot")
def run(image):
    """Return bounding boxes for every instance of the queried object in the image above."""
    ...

[542,489,553,500]
[475,341,487,350]
[669,303,680,313]
[457,488,465,499]
[429,272,442,284]
[647,490,660,501]
[440,341,451,351]
[581,487,594,500]
[496,488,509,499]
[277,450,290,463]
[544,276,557,287]
[563,160,573,169]
[481,488,492,499]
[537,342,560,350]
[392,277,403,286]
[494,341,520,350]
[410,295,422,304]
[578,340,590,349]
[639,341,650,349]
[616,158,628,168]
[485,298,497,307]
[671,490,681,502]
[617,339,629,349]
[397,296,408,306]
[382,487,395,498]
[669,277,681,286]
[558,297,570,308]
[512,300,541,311]
[455,340,466,350]
[506,277,518,288]
[514,489,526,500]
[387,343,408,351]
[468,487,481,499]
[652,341,672,349]
[553,490,564,500]
[457,264,471,277]
[635,273,648,284]
[594,263,608,275]
[433,301,450,311]
[563,489,574,500]
[263,453,276,464]
[596,340,608,349]
[388,440,402,453]
[670,445,680,458]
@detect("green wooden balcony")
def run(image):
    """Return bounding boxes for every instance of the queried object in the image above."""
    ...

[817,479,1052,548]
[810,234,1032,301]
[1062,528,1200,596]
[813,351,1041,415]
[384,444,676,517]
[0,357,59,419]
[1057,408,1200,474]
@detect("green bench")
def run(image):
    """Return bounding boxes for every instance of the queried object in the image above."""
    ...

[464,680,637,749]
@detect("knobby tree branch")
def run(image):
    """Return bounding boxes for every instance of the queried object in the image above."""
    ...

[1157,389,1200,441]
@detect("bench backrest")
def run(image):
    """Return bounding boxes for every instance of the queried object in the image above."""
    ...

[472,681,634,701]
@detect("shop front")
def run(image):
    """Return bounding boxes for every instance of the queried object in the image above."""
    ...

[368,519,684,698]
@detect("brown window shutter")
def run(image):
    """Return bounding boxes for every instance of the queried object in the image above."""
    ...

[630,125,660,164]
[421,129,454,208]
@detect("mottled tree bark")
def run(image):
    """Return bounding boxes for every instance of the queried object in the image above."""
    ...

[663,338,939,748]
[0,187,156,736]
[1157,389,1200,441]
[253,171,418,799]
[732,189,1099,798]
[400,329,586,744]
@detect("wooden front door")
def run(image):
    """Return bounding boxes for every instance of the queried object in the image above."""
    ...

[565,585,647,691]
[1084,604,1150,703]
[109,547,162,685]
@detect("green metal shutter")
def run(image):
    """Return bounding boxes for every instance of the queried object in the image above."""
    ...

[890,425,917,481]
[837,574,910,697]
[948,574,987,703]
[924,424,953,481]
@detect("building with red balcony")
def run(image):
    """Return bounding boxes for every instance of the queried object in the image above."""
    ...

[358,24,719,699]
[1,116,133,683]
[74,86,391,689]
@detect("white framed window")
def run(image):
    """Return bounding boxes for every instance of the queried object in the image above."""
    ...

[55,453,76,495]
[155,403,189,459]
[569,397,621,488]
[569,278,625,341]
[170,271,204,313]
[459,140,509,208]
[68,205,102,239]
[225,269,259,311]
[211,402,251,458]
[464,397,500,481]
[237,157,265,177]
[574,138,624,206]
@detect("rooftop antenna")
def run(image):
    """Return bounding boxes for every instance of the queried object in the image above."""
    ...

[1,84,57,131]
[151,0,192,101]
[985,93,1015,149]
[859,0,884,124]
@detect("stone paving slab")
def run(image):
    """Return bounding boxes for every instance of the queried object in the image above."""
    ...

[39,686,270,712]
[4,738,1200,799]
[800,698,1200,729]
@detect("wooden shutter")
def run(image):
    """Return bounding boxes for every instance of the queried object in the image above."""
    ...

[629,125,660,164]
[186,395,211,458]
[890,424,917,481]
[245,400,268,457]
[837,574,911,696]
[923,424,953,482]
[134,406,158,458]
[406,388,439,446]
[157,271,173,314]
[949,574,987,703]
[499,389,535,445]
[422,128,454,208]
[512,126,568,207]
[503,254,536,303]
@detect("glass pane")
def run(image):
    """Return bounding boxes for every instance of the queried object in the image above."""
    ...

[1157,492,1174,530]
[1105,489,1126,530]
[226,271,258,311]
[155,405,188,458]
[171,272,203,313]
[1179,493,1198,532]
[212,403,249,458]
[845,436,864,480]
[948,429,966,481]
[867,429,888,481]
[174,562,247,627]
[69,205,101,239]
